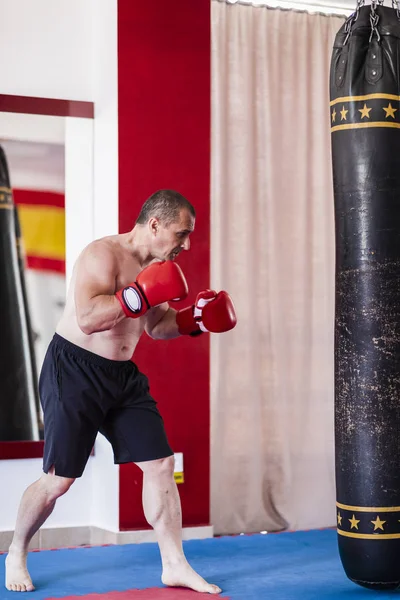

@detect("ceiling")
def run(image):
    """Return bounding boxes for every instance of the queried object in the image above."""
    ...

[0,139,64,192]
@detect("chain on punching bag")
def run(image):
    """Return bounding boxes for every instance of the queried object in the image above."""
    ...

[0,145,39,441]
[330,0,400,590]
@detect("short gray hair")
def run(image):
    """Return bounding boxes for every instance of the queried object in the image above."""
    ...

[136,190,195,226]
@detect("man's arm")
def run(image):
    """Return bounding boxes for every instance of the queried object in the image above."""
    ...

[145,289,237,340]
[76,248,189,335]
[75,242,125,335]
[144,305,180,340]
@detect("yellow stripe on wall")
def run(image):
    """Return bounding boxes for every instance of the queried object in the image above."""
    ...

[18,205,65,260]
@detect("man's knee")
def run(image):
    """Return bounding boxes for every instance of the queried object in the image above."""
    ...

[137,455,175,480]
[40,468,75,500]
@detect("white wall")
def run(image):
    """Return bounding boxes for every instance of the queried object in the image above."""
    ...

[2,0,93,100]
[0,137,65,193]
[0,460,95,531]
[65,117,95,284]
[89,0,120,532]
[0,0,119,534]
[0,113,65,146]
[92,0,119,240]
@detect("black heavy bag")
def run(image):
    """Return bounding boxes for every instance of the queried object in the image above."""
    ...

[330,1,400,590]
[0,146,39,441]
[14,204,42,438]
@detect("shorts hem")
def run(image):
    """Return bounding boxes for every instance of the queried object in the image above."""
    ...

[114,449,174,465]
[43,464,85,479]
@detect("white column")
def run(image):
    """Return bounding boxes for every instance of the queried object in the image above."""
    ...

[92,0,119,240]
[64,117,94,287]
[89,0,120,533]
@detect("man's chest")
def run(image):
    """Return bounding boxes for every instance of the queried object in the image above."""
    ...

[115,257,141,292]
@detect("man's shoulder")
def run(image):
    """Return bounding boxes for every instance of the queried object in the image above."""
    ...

[77,237,121,268]
[84,235,119,254]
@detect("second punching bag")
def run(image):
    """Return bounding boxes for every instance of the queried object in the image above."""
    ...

[14,204,42,438]
[0,146,39,441]
[331,1,400,590]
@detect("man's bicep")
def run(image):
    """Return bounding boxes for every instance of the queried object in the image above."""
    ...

[74,245,118,308]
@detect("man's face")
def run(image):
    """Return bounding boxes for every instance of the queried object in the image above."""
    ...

[151,208,195,261]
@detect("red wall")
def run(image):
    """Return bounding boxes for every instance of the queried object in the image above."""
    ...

[118,0,211,529]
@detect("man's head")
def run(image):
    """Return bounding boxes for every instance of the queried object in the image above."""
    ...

[136,190,195,261]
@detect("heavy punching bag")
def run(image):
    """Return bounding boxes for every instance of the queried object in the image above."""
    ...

[330,0,400,589]
[0,145,39,441]
[14,203,43,438]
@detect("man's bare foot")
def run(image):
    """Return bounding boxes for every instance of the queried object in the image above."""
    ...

[5,548,35,592]
[162,560,221,594]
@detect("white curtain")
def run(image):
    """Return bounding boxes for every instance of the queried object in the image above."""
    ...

[210,0,345,534]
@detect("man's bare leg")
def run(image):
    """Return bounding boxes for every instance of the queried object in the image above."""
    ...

[137,456,221,595]
[5,468,75,592]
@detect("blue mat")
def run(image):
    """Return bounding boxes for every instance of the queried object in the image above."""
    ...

[1,529,399,599]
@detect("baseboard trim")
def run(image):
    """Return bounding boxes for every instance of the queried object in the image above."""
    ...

[0,525,214,552]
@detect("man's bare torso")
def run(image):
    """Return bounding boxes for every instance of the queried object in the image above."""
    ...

[56,235,153,361]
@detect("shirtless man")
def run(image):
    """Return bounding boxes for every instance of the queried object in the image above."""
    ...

[5,189,237,594]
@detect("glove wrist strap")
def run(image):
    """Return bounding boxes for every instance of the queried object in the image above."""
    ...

[176,305,204,336]
[116,283,147,318]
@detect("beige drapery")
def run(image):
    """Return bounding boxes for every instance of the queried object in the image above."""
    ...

[210,0,345,534]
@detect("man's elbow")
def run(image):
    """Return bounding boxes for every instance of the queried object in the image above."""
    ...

[77,318,94,335]
[77,311,119,335]
[145,325,158,340]
[77,313,98,336]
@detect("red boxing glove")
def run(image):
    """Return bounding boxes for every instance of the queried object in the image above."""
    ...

[116,261,188,318]
[177,289,237,336]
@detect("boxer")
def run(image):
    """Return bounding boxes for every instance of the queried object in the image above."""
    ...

[5,189,236,594]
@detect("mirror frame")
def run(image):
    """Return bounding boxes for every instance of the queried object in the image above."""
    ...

[0,93,94,460]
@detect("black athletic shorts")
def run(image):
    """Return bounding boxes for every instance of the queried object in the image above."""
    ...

[39,333,173,478]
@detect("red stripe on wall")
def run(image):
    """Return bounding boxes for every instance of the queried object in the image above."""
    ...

[0,441,44,460]
[26,256,65,274]
[118,0,211,529]
[0,95,94,118]
[13,189,65,208]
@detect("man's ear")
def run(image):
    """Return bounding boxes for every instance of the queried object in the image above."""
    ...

[149,217,159,236]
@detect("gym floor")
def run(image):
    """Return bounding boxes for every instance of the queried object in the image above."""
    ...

[1,528,398,599]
